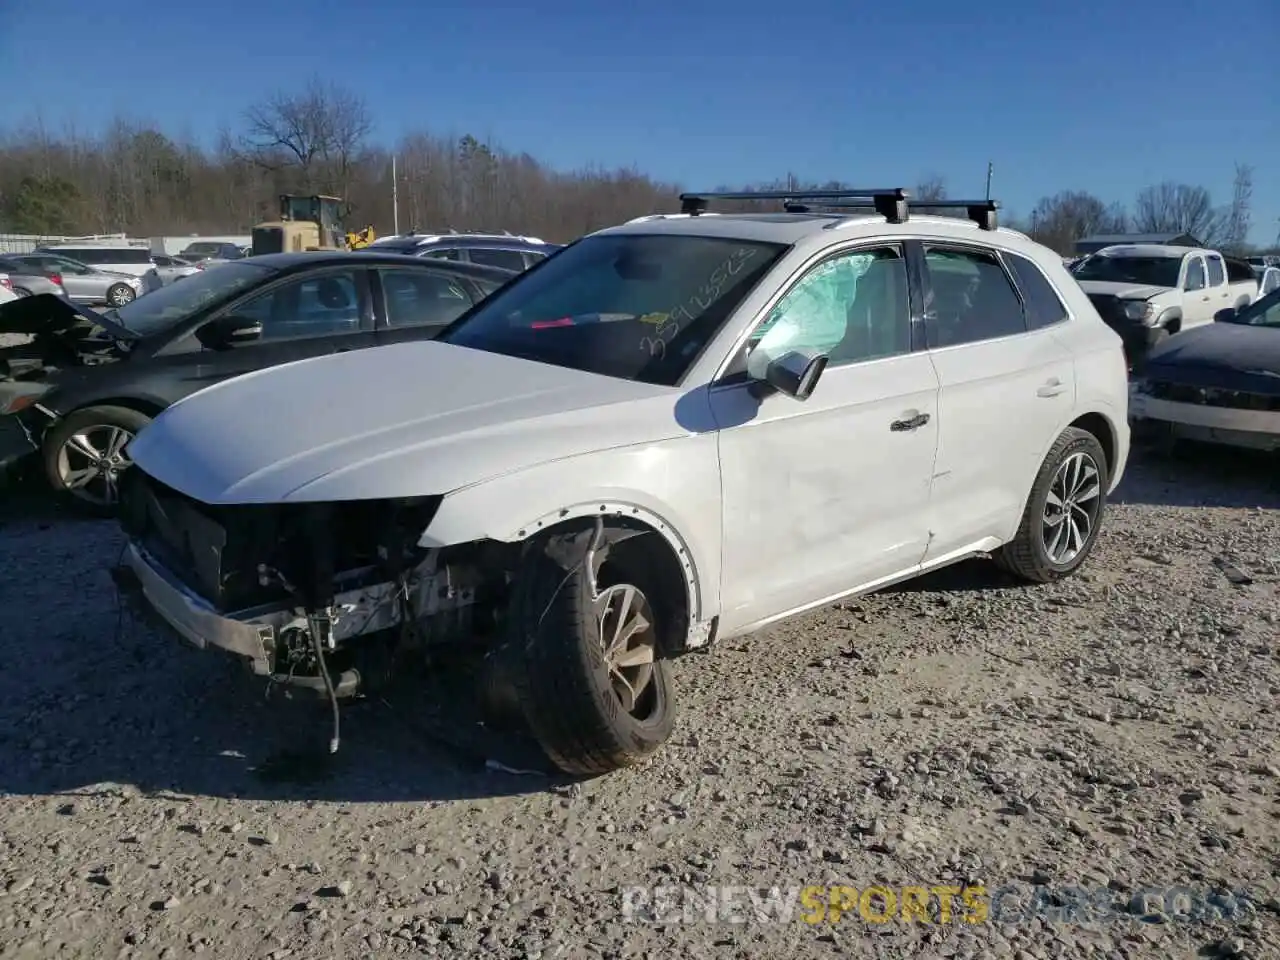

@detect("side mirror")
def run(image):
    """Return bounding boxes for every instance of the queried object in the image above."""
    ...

[198,315,263,348]
[747,347,828,401]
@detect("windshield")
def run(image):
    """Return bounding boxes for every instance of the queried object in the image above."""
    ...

[1073,254,1182,288]
[1227,288,1280,328]
[112,261,277,336]
[438,233,788,386]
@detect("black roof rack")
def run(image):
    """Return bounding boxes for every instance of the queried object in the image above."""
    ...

[677,189,1000,231]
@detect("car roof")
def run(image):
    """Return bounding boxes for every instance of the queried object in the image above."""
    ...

[590,210,1040,257]
[371,234,556,250]
[1091,244,1208,258]
[246,250,518,281]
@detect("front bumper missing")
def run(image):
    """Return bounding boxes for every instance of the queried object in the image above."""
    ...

[120,540,276,674]
[117,540,440,695]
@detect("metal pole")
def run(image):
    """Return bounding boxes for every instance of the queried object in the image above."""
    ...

[392,155,400,235]
[985,161,993,201]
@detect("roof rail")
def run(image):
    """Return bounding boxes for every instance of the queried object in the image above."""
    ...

[677,189,1000,231]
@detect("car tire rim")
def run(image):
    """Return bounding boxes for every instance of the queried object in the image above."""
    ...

[57,425,135,506]
[1042,451,1102,565]
[109,286,135,306]
[593,583,659,718]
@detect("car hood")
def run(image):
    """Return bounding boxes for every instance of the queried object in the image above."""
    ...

[1144,322,1280,395]
[1076,280,1171,300]
[126,340,686,504]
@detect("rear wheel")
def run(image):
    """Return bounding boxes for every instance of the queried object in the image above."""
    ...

[42,405,152,515]
[508,533,676,776]
[995,427,1108,583]
[106,283,136,306]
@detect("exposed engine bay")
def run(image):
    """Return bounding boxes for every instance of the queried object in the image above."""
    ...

[0,298,124,390]
[114,469,567,753]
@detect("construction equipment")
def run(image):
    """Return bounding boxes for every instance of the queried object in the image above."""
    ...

[251,195,348,256]
[345,225,377,249]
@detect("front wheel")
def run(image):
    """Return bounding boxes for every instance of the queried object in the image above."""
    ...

[106,283,136,306]
[42,405,153,515]
[995,427,1109,583]
[508,534,676,776]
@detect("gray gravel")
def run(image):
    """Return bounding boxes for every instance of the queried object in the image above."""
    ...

[0,443,1277,959]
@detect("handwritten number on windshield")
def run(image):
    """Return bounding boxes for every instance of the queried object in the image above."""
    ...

[639,247,760,357]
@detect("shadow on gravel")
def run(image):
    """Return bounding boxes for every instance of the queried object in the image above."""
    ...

[881,557,1019,595]
[1114,443,1280,509]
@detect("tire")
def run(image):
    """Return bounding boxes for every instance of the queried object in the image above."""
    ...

[106,283,136,306]
[995,427,1109,584]
[507,533,676,776]
[42,405,153,515]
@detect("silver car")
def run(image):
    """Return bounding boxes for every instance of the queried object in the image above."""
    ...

[150,254,203,286]
[12,253,143,306]
[0,256,72,300]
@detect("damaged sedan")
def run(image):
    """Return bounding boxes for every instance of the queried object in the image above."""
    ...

[1131,285,1280,452]
[115,189,1131,776]
[0,252,513,510]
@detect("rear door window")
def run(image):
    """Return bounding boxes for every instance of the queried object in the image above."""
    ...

[1004,252,1069,329]
[379,268,476,327]
[1206,255,1226,287]
[468,248,527,271]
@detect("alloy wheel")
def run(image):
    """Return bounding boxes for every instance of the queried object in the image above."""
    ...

[56,424,135,507]
[1042,451,1102,565]
[108,285,135,306]
[593,583,659,718]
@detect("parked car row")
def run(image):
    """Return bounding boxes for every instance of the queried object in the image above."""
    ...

[21,188,1139,778]
[8,196,1276,779]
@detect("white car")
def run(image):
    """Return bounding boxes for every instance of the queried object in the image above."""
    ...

[0,274,16,306]
[117,188,1131,775]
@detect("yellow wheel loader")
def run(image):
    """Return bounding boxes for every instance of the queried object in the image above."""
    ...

[251,195,349,256]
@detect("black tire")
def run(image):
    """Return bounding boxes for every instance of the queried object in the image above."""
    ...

[507,533,676,776]
[995,427,1109,584]
[42,405,153,516]
[106,283,136,306]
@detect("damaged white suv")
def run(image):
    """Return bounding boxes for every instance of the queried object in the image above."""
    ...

[116,189,1130,775]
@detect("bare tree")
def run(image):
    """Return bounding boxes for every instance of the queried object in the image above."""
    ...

[1027,191,1128,255]
[240,78,372,202]
[914,176,947,201]
[1131,182,1223,245]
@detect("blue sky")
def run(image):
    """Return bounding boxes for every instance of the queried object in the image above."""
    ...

[2,0,1276,244]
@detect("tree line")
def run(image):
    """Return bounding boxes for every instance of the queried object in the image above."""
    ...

[1,79,1274,256]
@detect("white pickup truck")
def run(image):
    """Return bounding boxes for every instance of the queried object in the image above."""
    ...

[1071,244,1258,366]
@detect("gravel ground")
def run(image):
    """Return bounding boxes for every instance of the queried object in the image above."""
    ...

[0,441,1277,960]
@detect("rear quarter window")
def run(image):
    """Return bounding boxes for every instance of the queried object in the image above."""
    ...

[1005,253,1069,329]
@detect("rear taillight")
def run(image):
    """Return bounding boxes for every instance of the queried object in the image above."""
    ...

[0,277,11,289]
[48,273,63,285]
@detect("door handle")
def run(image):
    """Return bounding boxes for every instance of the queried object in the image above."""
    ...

[1037,377,1067,398]
[890,412,930,432]
[1201,295,1210,301]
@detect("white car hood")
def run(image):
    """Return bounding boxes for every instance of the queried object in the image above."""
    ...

[127,341,684,504]
[1076,280,1171,300]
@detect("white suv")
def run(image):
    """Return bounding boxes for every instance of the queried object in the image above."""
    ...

[115,188,1130,775]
